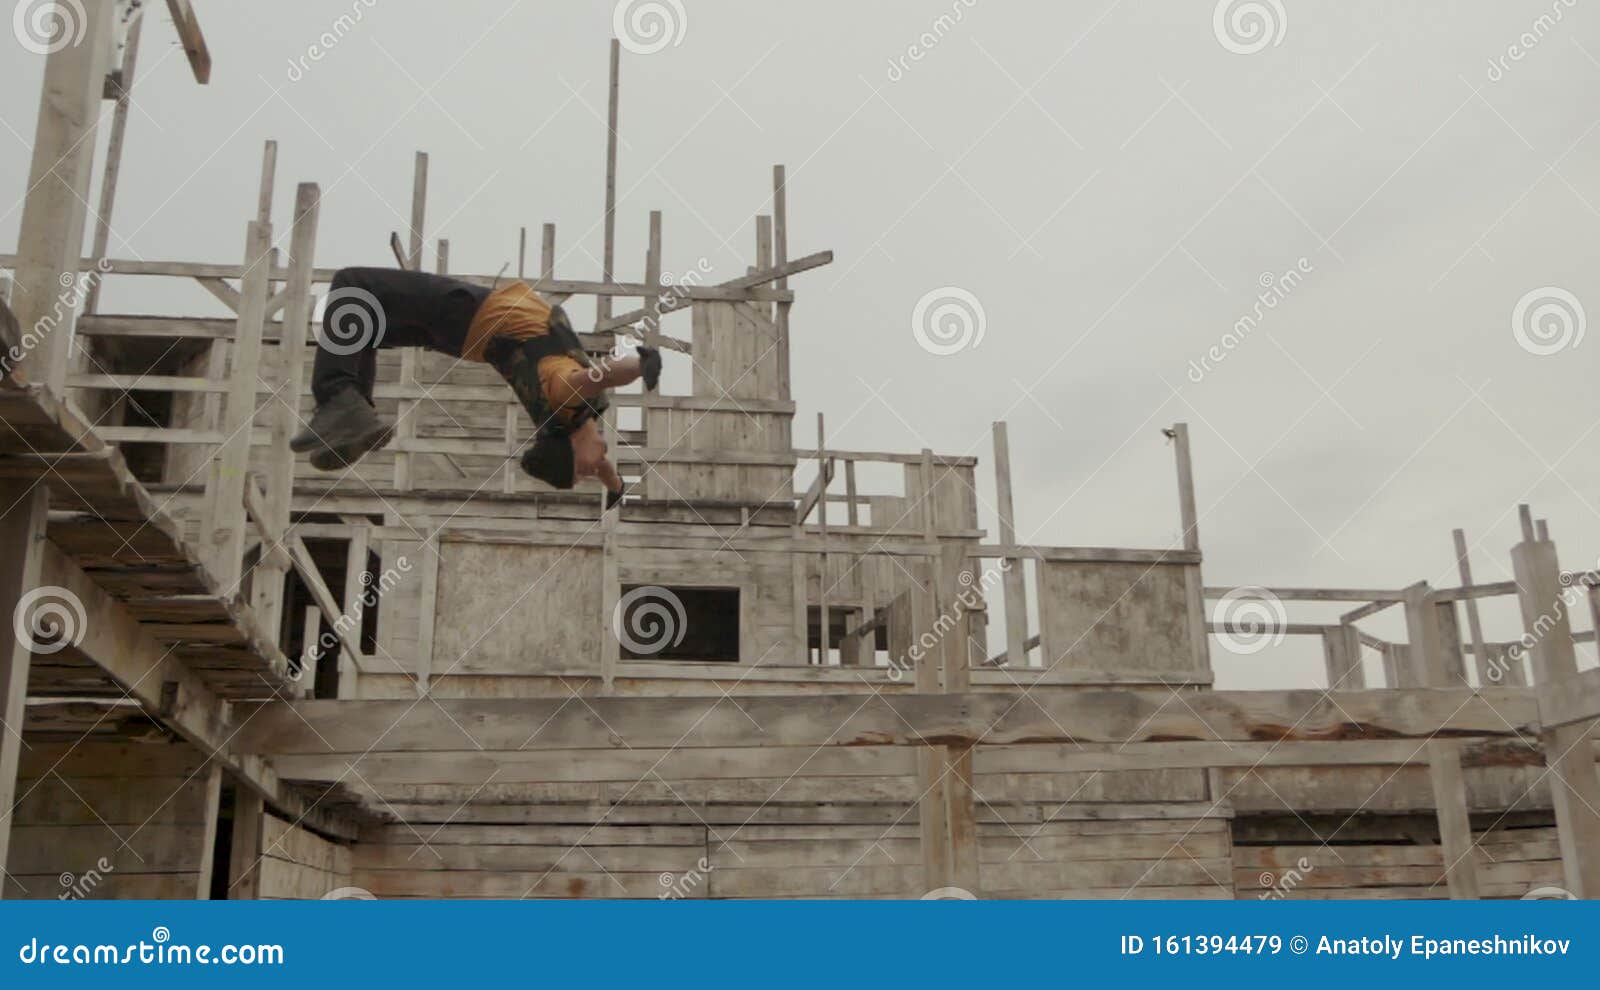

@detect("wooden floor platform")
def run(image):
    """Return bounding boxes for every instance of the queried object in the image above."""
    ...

[0,379,293,699]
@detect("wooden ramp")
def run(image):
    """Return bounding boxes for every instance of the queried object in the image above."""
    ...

[0,379,294,700]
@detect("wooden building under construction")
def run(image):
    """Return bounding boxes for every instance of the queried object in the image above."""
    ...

[2,5,1599,901]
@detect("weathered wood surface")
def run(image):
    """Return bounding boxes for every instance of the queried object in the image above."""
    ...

[235,687,1540,755]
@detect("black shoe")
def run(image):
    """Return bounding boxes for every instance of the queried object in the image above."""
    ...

[293,389,392,471]
[606,482,626,510]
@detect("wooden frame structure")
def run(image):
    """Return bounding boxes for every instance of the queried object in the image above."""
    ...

[1,13,1598,900]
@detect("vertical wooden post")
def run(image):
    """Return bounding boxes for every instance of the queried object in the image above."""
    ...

[227,790,264,900]
[1512,532,1600,897]
[11,0,115,392]
[0,487,50,887]
[937,542,981,894]
[255,141,278,225]
[1171,423,1200,551]
[643,211,663,346]
[254,183,320,638]
[394,153,428,491]
[816,414,829,664]
[541,224,556,281]
[1403,582,1480,899]
[299,605,322,700]
[415,527,440,697]
[772,164,792,399]
[1451,528,1508,685]
[192,763,224,898]
[84,7,144,316]
[518,226,527,279]
[203,220,273,591]
[597,39,620,326]
[992,422,1028,666]
[339,521,371,698]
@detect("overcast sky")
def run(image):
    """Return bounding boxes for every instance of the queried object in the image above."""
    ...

[3,1,1597,686]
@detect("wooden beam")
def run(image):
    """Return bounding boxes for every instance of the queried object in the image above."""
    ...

[1404,583,1479,899]
[253,184,320,637]
[227,790,264,899]
[595,251,832,333]
[596,39,620,326]
[231,686,1539,755]
[164,0,212,84]
[36,541,354,840]
[1204,586,1406,602]
[83,7,144,316]
[0,487,50,882]
[10,0,115,392]
[1513,537,1600,897]
[992,422,1029,667]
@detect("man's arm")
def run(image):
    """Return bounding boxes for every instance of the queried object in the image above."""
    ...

[559,345,662,400]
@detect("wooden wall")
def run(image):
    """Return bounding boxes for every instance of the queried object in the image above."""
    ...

[255,814,353,899]
[4,741,221,899]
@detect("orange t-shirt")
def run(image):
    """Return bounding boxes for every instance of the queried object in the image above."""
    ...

[461,281,587,414]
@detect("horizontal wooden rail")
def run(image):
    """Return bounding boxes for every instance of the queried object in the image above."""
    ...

[230,687,1540,754]
[1203,586,1407,602]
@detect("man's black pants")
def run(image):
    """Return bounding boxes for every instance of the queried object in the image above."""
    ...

[310,267,489,405]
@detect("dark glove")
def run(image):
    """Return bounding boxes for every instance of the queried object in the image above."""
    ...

[638,345,662,392]
[606,481,626,510]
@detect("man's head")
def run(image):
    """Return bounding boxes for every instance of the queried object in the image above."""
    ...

[520,418,613,491]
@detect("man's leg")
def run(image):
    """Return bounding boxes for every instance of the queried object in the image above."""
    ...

[293,268,439,468]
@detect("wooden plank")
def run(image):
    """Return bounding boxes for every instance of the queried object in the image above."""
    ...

[232,686,1540,755]
[164,0,211,83]
[228,790,264,899]
[1514,537,1600,897]
[1405,583,1479,899]
[83,7,143,316]
[0,487,50,877]
[992,422,1029,667]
